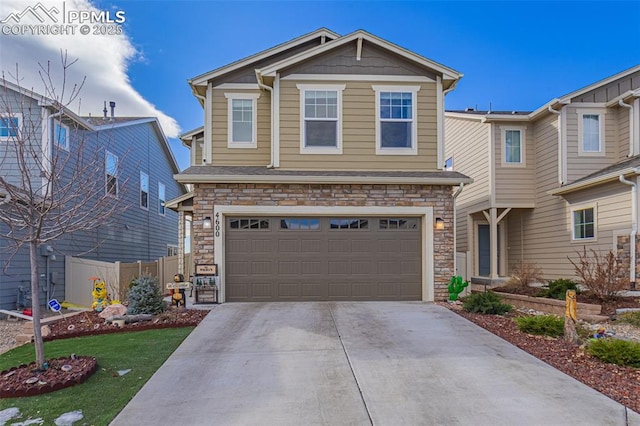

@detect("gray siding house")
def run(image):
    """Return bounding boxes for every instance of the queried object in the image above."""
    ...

[0,82,185,310]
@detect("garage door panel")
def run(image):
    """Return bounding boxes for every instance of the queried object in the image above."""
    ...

[278,239,300,252]
[278,261,300,274]
[226,216,422,302]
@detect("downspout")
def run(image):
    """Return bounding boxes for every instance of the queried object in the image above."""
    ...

[618,99,634,157]
[452,183,465,278]
[619,172,638,285]
[255,70,275,168]
[548,106,562,184]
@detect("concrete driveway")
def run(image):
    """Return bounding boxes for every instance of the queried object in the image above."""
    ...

[111,302,639,426]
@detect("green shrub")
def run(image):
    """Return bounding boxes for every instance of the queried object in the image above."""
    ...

[126,275,166,315]
[537,278,580,300]
[588,338,640,367]
[462,292,512,315]
[514,314,564,337]
[619,311,640,328]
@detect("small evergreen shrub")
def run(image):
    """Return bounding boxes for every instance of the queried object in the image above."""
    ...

[536,278,580,300]
[588,338,640,367]
[462,292,512,315]
[515,315,564,337]
[126,275,166,315]
[619,311,640,328]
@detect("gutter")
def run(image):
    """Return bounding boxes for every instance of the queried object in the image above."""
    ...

[619,171,638,285]
[174,173,474,186]
[255,70,275,168]
[548,167,639,196]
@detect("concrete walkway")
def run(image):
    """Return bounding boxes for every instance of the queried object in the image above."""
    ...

[111,302,639,426]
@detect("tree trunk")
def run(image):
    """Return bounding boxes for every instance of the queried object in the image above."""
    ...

[30,241,46,370]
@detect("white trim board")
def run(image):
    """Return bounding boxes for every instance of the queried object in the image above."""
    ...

[212,205,435,303]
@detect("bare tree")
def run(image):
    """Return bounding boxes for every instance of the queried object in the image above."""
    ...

[0,53,128,369]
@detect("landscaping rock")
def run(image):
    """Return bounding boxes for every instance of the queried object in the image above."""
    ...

[98,304,127,319]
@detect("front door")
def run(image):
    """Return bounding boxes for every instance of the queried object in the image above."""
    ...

[477,224,501,277]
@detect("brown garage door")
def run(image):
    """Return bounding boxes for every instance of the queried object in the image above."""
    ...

[225,217,421,302]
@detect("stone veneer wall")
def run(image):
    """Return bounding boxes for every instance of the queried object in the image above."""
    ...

[191,183,455,300]
[616,234,639,288]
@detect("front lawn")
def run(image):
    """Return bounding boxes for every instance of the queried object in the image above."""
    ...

[0,327,193,425]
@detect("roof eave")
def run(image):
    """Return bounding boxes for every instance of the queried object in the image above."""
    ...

[174,173,473,186]
[548,167,639,196]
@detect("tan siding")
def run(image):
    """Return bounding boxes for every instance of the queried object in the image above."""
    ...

[279,80,438,170]
[444,116,491,253]
[211,89,271,166]
[617,105,631,161]
[571,70,640,103]
[565,106,620,183]
[494,123,536,206]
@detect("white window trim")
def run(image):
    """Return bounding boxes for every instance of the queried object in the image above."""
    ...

[105,151,118,198]
[224,93,260,149]
[500,126,526,166]
[296,84,345,155]
[158,182,166,216]
[53,121,69,150]
[577,108,606,157]
[372,85,420,156]
[0,113,22,141]
[571,204,597,242]
[140,171,149,210]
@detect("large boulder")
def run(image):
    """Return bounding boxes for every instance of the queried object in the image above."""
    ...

[98,303,127,319]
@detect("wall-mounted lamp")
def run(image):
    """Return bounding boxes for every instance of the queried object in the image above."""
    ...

[435,217,445,230]
[203,216,212,229]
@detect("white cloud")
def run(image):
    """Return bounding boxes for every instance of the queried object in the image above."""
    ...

[0,0,181,137]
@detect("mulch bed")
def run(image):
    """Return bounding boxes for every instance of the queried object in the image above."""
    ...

[1,308,210,399]
[447,305,640,414]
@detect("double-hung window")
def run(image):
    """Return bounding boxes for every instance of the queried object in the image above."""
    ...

[578,109,605,156]
[373,85,420,155]
[572,206,595,240]
[105,151,118,197]
[54,121,69,150]
[225,93,260,148]
[501,127,526,165]
[158,182,166,216]
[297,84,345,154]
[140,172,149,210]
[0,114,21,141]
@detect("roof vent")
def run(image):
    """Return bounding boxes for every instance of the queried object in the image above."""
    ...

[102,101,108,120]
[465,107,475,112]
[109,101,116,120]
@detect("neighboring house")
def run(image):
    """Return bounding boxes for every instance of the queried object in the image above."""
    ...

[445,65,640,286]
[0,81,185,310]
[168,28,471,303]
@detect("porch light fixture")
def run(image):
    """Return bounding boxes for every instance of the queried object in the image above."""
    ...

[203,216,212,229]
[435,217,445,230]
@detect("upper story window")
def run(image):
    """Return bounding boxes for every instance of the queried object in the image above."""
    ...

[501,127,526,165]
[373,85,420,155]
[140,171,149,210]
[577,109,606,156]
[54,121,69,150]
[105,151,118,197]
[224,93,260,148]
[0,114,21,141]
[572,206,595,240]
[158,182,166,216]
[444,156,454,171]
[296,84,345,154]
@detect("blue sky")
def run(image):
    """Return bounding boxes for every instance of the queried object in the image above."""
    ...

[3,1,639,170]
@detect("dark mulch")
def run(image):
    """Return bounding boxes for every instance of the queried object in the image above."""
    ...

[446,305,640,414]
[1,308,210,398]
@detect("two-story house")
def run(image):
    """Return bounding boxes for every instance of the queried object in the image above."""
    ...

[445,65,640,286]
[170,28,472,303]
[0,81,185,310]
